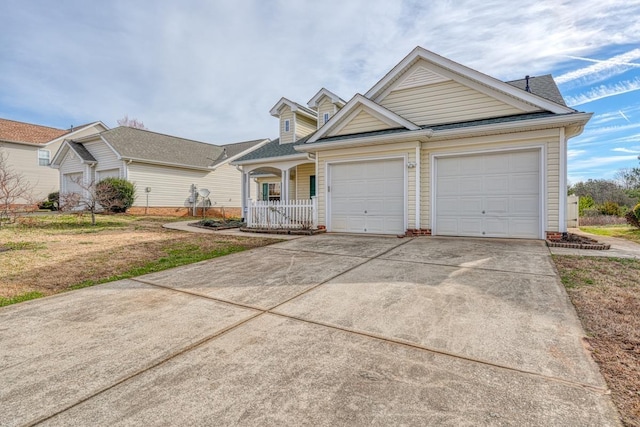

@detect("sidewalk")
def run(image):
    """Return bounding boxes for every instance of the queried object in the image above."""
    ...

[548,228,640,259]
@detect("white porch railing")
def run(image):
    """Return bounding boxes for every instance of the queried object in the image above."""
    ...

[246,197,317,229]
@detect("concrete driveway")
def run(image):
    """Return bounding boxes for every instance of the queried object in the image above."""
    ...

[0,235,620,426]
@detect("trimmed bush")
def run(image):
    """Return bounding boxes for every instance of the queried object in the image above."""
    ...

[96,178,135,213]
[599,201,622,217]
[38,191,59,211]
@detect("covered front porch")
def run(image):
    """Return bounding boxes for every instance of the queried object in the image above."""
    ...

[239,160,319,230]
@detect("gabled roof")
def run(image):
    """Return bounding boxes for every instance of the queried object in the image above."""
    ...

[50,140,98,167]
[0,118,68,144]
[364,46,574,114]
[307,94,419,143]
[269,97,318,120]
[307,88,346,109]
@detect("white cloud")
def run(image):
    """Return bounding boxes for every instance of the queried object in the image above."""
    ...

[570,154,639,170]
[1,0,640,143]
[612,147,640,154]
[565,78,640,106]
[567,149,586,158]
[555,48,640,85]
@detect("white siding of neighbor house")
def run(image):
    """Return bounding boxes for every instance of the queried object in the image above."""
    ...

[296,114,317,140]
[379,80,524,126]
[127,163,213,207]
[336,110,394,136]
[208,163,243,208]
[126,162,243,209]
[1,141,63,202]
[420,128,562,233]
[317,97,336,129]
[280,107,295,144]
[83,140,122,178]
[316,142,419,230]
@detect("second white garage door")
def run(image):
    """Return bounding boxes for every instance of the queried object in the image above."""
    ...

[329,159,405,234]
[435,150,541,239]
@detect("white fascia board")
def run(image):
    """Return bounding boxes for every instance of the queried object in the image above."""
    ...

[307,88,347,108]
[46,121,109,146]
[297,128,433,152]
[365,46,574,115]
[50,141,71,166]
[308,94,419,143]
[209,139,271,169]
[231,153,308,166]
[430,113,593,140]
[270,97,318,119]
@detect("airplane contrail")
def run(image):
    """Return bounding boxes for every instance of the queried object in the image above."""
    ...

[619,110,631,123]
[565,55,640,68]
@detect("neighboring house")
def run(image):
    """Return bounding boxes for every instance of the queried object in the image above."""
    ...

[50,126,268,217]
[233,47,591,239]
[0,118,107,204]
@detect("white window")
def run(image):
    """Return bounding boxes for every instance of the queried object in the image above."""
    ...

[284,119,290,132]
[323,112,330,124]
[38,149,50,166]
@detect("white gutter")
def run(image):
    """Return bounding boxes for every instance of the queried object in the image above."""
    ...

[295,128,434,152]
[119,157,214,171]
[232,152,308,166]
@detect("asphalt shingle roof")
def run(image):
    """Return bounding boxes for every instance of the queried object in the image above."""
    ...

[68,141,97,162]
[96,127,224,168]
[234,135,314,163]
[505,75,568,107]
[213,138,268,166]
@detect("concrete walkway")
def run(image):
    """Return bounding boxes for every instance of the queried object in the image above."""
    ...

[0,235,620,426]
[548,228,640,259]
[162,220,305,240]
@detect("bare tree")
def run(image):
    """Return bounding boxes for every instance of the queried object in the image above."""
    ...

[117,115,147,130]
[0,148,36,225]
[59,177,120,226]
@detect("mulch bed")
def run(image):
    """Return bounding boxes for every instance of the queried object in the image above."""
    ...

[189,220,245,231]
[546,233,610,250]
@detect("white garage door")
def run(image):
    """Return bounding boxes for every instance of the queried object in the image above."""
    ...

[435,150,540,238]
[63,172,84,195]
[330,158,405,234]
[96,168,120,181]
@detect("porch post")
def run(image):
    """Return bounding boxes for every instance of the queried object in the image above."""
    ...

[281,168,290,202]
[240,170,247,220]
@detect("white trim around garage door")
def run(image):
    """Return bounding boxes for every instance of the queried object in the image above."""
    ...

[430,144,546,239]
[325,154,409,233]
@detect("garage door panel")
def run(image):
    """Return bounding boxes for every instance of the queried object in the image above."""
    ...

[435,150,540,239]
[330,159,405,234]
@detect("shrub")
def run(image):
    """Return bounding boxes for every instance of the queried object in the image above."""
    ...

[96,178,135,213]
[38,191,59,211]
[578,195,594,216]
[626,203,640,229]
[598,201,622,217]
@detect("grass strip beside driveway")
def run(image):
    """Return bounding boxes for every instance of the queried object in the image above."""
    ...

[0,214,278,306]
[553,255,640,427]
[580,225,640,244]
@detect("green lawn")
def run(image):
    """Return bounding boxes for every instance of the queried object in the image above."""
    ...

[580,225,640,244]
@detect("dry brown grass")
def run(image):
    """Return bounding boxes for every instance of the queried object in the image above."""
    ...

[0,214,275,299]
[554,255,640,427]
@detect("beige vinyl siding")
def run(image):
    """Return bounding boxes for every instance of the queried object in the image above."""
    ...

[1,141,63,201]
[209,163,243,208]
[295,163,315,200]
[336,110,394,136]
[127,163,214,208]
[546,139,560,232]
[317,97,336,129]
[295,114,317,139]
[380,80,524,126]
[316,142,419,230]
[280,108,295,144]
[395,66,449,90]
[68,124,107,140]
[419,129,562,233]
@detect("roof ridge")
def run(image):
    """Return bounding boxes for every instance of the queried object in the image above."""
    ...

[105,126,220,147]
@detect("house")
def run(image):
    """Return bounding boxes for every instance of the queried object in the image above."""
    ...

[0,118,107,204]
[233,47,591,239]
[50,126,268,217]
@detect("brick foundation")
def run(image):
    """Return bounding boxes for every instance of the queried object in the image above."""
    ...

[127,206,242,218]
[405,228,432,237]
[317,225,326,230]
[545,231,564,241]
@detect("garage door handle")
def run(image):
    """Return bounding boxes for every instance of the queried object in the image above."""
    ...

[364,210,367,214]
[482,210,485,214]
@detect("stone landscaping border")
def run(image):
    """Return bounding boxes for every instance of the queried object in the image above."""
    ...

[240,227,326,236]
[546,233,610,250]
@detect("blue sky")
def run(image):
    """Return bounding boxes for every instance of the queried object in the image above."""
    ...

[1,0,639,184]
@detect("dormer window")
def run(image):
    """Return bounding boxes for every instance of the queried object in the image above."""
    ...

[323,113,330,124]
[284,119,290,132]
